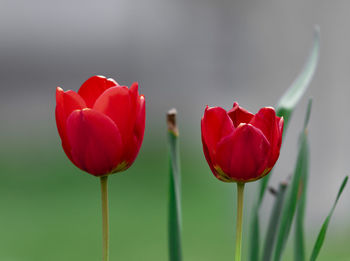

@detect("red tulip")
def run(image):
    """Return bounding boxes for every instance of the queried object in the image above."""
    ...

[201,102,283,182]
[55,75,146,176]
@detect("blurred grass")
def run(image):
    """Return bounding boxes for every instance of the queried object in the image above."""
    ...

[0,125,349,261]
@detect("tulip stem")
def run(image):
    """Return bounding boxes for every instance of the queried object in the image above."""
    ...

[100,176,109,261]
[235,182,245,261]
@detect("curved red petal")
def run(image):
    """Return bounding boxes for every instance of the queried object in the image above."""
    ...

[124,95,146,167]
[201,106,235,158]
[227,102,254,127]
[55,87,86,161]
[201,129,220,178]
[134,95,146,142]
[93,85,138,146]
[279,117,284,137]
[276,116,284,154]
[249,107,276,142]
[77,75,119,108]
[66,109,122,176]
[216,124,270,182]
[250,107,282,168]
[129,82,139,99]
[114,94,146,171]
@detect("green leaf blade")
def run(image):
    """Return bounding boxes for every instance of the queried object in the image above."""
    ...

[250,27,320,261]
[309,176,348,261]
[273,101,312,261]
[262,183,288,261]
[277,26,320,116]
[293,99,312,261]
[260,26,320,202]
[249,205,260,261]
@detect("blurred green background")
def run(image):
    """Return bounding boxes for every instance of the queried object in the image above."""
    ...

[1,0,350,260]
[0,115,349,261]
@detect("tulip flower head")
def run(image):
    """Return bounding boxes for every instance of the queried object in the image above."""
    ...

[55,75,145,176]
[201,102,283,183]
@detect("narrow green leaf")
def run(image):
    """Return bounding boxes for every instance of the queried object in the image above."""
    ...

[294,161,308,261]
[309,176,348,261]
[273,102,312,261]
[249,28,320,261]
[259,26,320,205]
[167,109,183,261]
[262,183,288,261]
[249,203,260,261]
[303,99,313,129]
[294,99,312,261]
[276,26,320,129]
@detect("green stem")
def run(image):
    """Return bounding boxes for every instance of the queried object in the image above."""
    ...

[235,182,245,261]
[100,176,109,261]
[167,109,182,261]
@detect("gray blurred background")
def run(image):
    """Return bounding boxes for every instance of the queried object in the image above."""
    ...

[0,0,349,260]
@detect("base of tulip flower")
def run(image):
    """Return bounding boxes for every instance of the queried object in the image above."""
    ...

[100,176,109,261]
[235,182,245,261]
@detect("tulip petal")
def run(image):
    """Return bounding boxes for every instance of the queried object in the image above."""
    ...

[250,107,282,167]
[277,116,284,148]
[201,106,235,154]
[228,102,254,127]
[134,95,146,142]
[55,87,87,161]
[66,109,122,176]
[93,85,138,145]
[112,93,145,171]
[250,107,277,142]
[78,75,119,108]
[201,106,235,177]
[279,117,284,136]
[201,130,220,178]
[216,124,270,182]
[124,94,146,167]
